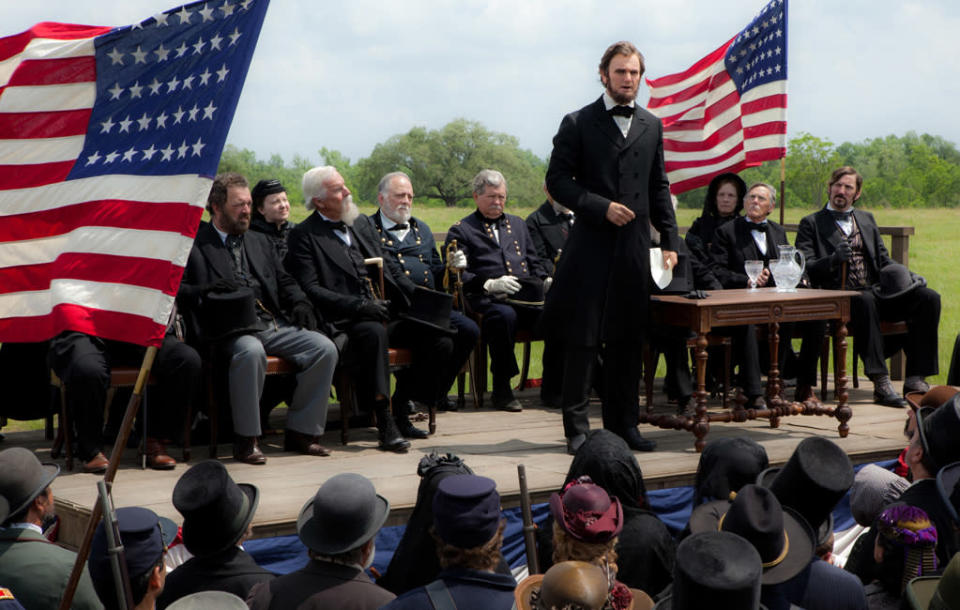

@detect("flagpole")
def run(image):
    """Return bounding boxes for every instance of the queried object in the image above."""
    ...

[779,157,786,225]
[59,345,158,610]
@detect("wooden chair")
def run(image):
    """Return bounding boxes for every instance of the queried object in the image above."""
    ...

[458,310,538,409]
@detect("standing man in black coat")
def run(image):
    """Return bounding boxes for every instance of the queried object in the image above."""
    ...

[544,41,679,454]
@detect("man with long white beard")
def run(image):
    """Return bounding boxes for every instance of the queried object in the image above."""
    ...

[288,166,451,452]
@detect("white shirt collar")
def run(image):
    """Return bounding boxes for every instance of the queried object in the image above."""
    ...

[212,223,231,245]
[602,91,635,111]
[826,203,855,214]
[5,522,43,535]
[550,202,572,218]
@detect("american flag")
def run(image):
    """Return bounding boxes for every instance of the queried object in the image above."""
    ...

[646,0,787,194]
[0,0,269,347]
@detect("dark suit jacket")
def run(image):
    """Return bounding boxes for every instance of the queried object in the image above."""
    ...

[0,528,102,610]
[286,212,417,325]
[543,96,678,346]
[369,213,445,289]
[246,559,395,610]
[177,221,310,347]
[709,216,789,288]
[157,547,275,609]
[525,200,570,275]
[795,207,894,289]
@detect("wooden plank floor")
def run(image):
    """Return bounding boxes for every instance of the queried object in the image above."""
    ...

[6,379,911,550]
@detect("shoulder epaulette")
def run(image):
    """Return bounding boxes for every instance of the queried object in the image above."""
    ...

[0,588,15,600]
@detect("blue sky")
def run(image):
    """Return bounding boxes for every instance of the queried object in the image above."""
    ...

[7,0,960,164]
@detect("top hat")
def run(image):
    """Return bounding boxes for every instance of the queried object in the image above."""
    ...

[850,464,909,527]
[688,484,815,585]
[172,460,259,557]
[872,263,925,300]
[550,477,623,544]
[298,473,389,555]
[89,506,177,584]
[201,287,265,343]
[694,437,769,506]
[432,474,501,548]
[0,447,59,520]
[936,461,960,525]
[167,591,249,610]
[398,286,455,335]
[906,385,960,412]
[505,276,545,308]
[906,551,960,610]
[917,393,960,473]
[756,437,854,545]
[653,531,765,610]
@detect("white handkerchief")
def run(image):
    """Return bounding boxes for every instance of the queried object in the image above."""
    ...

[650,248,673,290]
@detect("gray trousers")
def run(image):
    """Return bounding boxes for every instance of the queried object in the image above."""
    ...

[224,322,338,437]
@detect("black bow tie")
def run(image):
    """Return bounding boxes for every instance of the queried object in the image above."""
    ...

[749,222,768,233]
[225,234,243,249]
[390,223,409,231]
[830,210,853,222]
[483,216,502,227]
[558,213,573,222]
[324,220,346,231]
[609,105,634,118]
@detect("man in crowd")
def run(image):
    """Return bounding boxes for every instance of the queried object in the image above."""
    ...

[88,506,175,610]
[796,166,941,406]
[246,473,395,608]
[370,171,480,412]
[178,172,339,464]
[158,461,274,608]
[444,169,553,412]
[0,447,101,609]
[544,41,678,453]
[383,474,515,609]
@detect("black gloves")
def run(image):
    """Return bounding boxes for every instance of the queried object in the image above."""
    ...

[356,299,391,322]
[207,278,239,294]
[290,302,318,331]
[833,241,852,265]
[684,289,710,299]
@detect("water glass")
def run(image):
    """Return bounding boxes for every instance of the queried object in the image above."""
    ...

[745,260,763,291]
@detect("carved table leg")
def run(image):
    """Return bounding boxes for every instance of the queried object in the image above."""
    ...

[836,318,851,437]
[694,332,710,452]
[767,321,782,428]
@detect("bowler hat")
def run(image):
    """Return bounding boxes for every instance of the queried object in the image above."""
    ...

[757,437,854,546]
[917,393,960,473]
[298,473,389,555]
[0,447,59,520]
[905,385,960,412]
[550,477,623,544]
[398,286,455,335]
[505,276,545,308]
[937,461,960,525]
[201,287,265,343]
[688,484,814,585]
[167,591,249,610]
[872,263,925,300]
[89,506,177,584]
[432,474,501,548]
[172,460,259,557]
[514,561,613,610]
[653,531,765,610]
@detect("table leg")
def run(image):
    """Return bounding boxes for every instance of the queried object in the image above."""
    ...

[694,332,710,452]
[767,321,782,428]
[835,319,851,437]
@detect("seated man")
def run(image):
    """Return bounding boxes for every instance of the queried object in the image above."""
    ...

[370,171,480,412]
[445,169,554,412]
[247,473,396,609]
[178,172,339,464]
[796,165,940,406]
[0,448,101,609]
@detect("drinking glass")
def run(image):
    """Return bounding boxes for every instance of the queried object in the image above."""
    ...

[745,260,764,291]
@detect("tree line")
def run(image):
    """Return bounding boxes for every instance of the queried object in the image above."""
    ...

[218,122,960,210]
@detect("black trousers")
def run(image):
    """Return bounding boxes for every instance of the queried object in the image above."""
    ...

[849,287,940,378]
[338,320,391,412]
[50,332,200,460]
[470,301,546,388]
[560,341,642,439]
[389,319,456,406]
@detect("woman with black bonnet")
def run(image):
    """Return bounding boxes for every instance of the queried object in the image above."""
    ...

[691,436,769,507]
[249,178,295,261]
[684,172,746,267]
[536,430,675,599]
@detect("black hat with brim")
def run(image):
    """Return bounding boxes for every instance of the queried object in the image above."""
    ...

[173,460,260,557]
[918,394,960,473]
[201,287,266,343]
[504,276,545,308]
[398,286,456,335]
[872,263,924,300]
[0,447,59,520]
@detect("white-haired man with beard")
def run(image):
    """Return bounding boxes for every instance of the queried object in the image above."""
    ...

[287,166,452,452]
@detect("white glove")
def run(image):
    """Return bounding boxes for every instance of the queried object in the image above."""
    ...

[483,275,521,295]
[448,250,467,270]
[543,277,553,292]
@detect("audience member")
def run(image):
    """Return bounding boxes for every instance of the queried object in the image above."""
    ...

[874,504,939,595]
[249,179,295,261]
[370,171,480,414]
[178,172,339,464]
[516,560,654,610]
[844,464,910,585]
[382,474,516,609]
[692,436,769,507]
[158,461,274,608]
[0,495,25,610]
[444,169,553,413]
[0,447,101,609]
[247,473,395,609]
[796,165,940,406]
[88,506,176,610]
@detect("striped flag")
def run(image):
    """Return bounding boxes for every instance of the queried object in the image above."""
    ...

[647,0,787,194]
[0,0,269,346]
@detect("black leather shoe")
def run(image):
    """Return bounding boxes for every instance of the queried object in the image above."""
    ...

[874,384,908,408]
[620,427,657,452]
[436,396,459,412]
[492,391,522,412]
[396,417,429,439]
[376,412,411,453]
[233,436,267,465]
[902,379,931,396]
[566,433,586,455]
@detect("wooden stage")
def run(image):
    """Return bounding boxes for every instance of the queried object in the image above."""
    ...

[7,380,911,550]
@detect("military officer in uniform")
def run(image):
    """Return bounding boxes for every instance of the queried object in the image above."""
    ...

[371,171,480,411]
[444,169,555,412]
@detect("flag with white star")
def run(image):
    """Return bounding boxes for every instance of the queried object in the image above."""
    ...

[646,0,787,194]
[0,0,269,346]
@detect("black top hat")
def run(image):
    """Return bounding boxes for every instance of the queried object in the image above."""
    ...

[918,394,960,473]
[298,473,390,555]
[654,531,765,610]
[201,287,265,343]
[694,437,769,506]
[872,263,925,300]
[0,447,59,521]
[688,484,815,585]
[757,437,854,546]
[172,460,259,557]
[89,506,177,584]
[432,474,501,548]
[398,286,455,335]
[505,276,545,308]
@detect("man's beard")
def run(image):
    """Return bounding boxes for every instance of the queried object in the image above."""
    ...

[385,205,411,225]
[341,195,360,226]
[606,82,638,105]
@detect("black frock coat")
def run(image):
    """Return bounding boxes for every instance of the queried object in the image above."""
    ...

[709,216,789,288]
[543,96,678,347]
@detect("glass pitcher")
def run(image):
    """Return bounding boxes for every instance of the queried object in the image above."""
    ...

[772,245,805,292]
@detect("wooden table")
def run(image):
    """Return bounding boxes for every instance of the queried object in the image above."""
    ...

[647,288,859,451]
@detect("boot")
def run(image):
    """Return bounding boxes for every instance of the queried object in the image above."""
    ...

[284,429,331,457]
[871,374,908,408]
[394,399,428,439]
[375,404,410,453]
[144,437,176,470]
[233,435,267,465]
